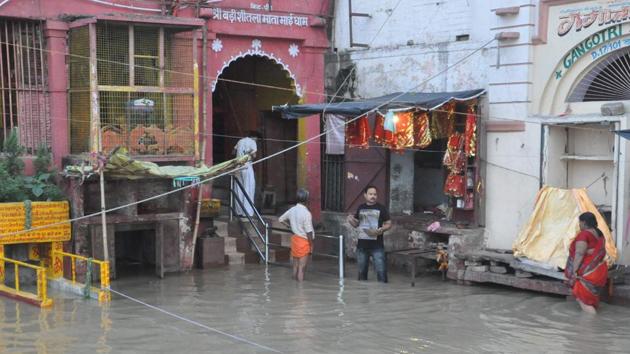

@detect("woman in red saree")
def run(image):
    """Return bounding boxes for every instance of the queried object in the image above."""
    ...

[564,212,608,314]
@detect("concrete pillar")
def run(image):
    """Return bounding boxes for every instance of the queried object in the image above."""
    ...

[297,51,324,221]
[389,151,414,215]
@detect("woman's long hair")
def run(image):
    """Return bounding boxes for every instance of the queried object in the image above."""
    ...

[579,212,604,237]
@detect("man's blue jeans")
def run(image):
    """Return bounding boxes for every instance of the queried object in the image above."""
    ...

[357,247,388,282]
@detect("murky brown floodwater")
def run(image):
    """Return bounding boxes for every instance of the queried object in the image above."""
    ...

[1,263,630,353]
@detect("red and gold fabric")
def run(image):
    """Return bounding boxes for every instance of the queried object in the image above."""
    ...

[373,113,386,145]
[443,132,465,173]
[464,105,477,157]
[346,115,371,148]
[444,173,465,197]
[393,112,415,150]
[431,102,455,139]
[413,111,432,148]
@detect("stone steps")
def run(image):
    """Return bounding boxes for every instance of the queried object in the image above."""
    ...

[214,220,260,265]
[215,217,294,265]
[225,251,245,265]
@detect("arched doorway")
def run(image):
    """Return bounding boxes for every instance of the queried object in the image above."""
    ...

[213,55,300,212]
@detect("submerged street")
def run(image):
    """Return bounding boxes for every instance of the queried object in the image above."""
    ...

[1,264,629,353]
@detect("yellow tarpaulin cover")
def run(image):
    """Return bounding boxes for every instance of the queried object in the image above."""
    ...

[512,186,617,269]
[65,147,250,180]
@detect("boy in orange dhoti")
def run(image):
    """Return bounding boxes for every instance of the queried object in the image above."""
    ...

[279,188,314,282]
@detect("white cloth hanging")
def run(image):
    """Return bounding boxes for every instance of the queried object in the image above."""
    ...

[234,137,257,216]
[325,114,345,155]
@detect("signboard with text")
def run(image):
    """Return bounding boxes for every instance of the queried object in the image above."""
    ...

[557,2,630,36]
[211,8,309,27]
[553,24,627,79]
[0,201,71,245]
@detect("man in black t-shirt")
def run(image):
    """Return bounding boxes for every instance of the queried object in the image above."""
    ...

[347,185,392,282]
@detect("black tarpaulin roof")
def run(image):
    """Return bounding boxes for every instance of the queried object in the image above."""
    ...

[273,89,485,119]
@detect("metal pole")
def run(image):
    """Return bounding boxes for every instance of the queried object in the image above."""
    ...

[338,235,344,280]
[192,30,200,160]
[4,21,14,135]
[37,21,48,148]
[229,175,234,222]
[98,161,109,262]
[264,222,269,264]
[24,22,34,151]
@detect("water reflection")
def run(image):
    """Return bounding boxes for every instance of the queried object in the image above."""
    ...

[0,264,628,353]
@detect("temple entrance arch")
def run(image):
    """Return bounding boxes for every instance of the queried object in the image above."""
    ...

[212,54,300,211]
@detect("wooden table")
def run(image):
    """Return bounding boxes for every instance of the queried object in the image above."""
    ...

[389,248,440,286]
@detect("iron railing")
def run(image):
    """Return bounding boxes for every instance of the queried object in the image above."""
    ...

[269,226,345,280]
[229,174,269,263]
[228,174,345,279]
[0,19,50,151]
[0,255,52,307]
[52,250,111,303]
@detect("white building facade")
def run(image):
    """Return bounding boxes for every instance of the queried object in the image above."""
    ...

[327,0,630,265]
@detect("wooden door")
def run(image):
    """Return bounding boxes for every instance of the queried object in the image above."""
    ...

[344,142,389,213]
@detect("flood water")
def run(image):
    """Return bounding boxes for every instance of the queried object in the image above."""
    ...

[1,263,630,353]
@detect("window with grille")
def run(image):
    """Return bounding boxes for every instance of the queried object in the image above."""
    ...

[0,19,50,153]
[322,153,345,211]
[69,22,197,158]
[568,47,630,102]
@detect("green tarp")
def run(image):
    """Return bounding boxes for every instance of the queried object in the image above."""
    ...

[64,147,250,180]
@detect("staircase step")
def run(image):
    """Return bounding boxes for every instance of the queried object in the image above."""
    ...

[235,236,252,253]
[228,220,243,237]
[244,252,260,264]
[223,237,237,253]
[214,221,229,237]
[269,247,290,263]
[225,252,245,265]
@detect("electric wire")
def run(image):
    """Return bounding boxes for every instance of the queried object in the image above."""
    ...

[106,287,283,353]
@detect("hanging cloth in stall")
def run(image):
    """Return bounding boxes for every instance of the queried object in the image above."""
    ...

[374,113,386,144]
[442,132,465,174]
[444,173,465,198]
[413,111,432,149]
[430,102,456,139]
[464,105,477,157]
[325,114,346,155]
[346,114,371,148]
[392,111,415,150]
[443,131,466,198]
[374,113,395,148]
